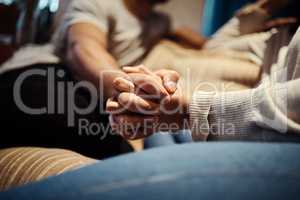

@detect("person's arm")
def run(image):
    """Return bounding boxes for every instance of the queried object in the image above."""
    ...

[168,26,207,49]
[66,23,128,101]
[107,26,300,141]
[191,26,300,141]
[190,78,300,141]
[109,77,300,140]
[53,0,129,101]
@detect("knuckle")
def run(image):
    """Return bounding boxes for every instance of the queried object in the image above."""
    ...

[170,70,180,78]
[118,93,130,104]
[137,65,147,72]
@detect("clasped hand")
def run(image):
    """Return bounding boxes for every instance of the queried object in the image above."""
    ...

[106,65,188,140]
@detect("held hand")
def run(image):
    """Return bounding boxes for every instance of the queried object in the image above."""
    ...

[106,65,183,139]
[106,65,179,114]
[108,92,189,140]
[122,65,180,94]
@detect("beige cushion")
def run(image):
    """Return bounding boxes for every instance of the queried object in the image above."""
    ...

[143,40,261,96]
[0,147,97,191]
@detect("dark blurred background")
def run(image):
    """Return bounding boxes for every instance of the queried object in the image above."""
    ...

[0,0,69,64]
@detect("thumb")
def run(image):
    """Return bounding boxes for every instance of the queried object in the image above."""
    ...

[156,70,180,94]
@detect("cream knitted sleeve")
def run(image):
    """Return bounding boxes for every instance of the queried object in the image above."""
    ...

[190,79,300,141]
[191,27,300,141]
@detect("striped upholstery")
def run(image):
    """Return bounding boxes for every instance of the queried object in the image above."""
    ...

[0,147,97,191]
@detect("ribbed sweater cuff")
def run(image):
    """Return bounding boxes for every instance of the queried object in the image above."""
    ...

[189,89,261,141]
[209,89,258,137]
[189,92,216,141]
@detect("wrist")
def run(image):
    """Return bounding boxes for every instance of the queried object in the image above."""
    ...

[100,70,129,100]
[158,91,190,132]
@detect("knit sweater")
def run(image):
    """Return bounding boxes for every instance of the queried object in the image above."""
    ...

[190,27,300,141]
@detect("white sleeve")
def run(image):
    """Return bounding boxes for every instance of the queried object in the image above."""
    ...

[61,0,108,33]
[52,0,109,57]
[191,26,300,141]
[190,79,300,141]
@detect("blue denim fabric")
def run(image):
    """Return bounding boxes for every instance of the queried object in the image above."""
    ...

[207,129,300,143]
[144,132,176,149]
[173,130,193,143]
[145,128,300,149]
[144,131,193,149]
[1,143,300,200]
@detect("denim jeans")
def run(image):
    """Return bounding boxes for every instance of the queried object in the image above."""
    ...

[1,143,300,200]
[144,130,193,149]
[144,129,300,149]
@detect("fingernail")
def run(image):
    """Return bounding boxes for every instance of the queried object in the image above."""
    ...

[165,82,177,93]
[108,101,119,109]
[140,100,152,110]
[122,66,131,71]
[114,78,135,92]
[160,85,170,96]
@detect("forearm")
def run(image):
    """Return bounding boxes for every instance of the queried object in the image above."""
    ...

[157,88,191,132]
[159,98,189,132]
[67,40,127,99]
[169,27,207,49]
[66,23,129,101]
